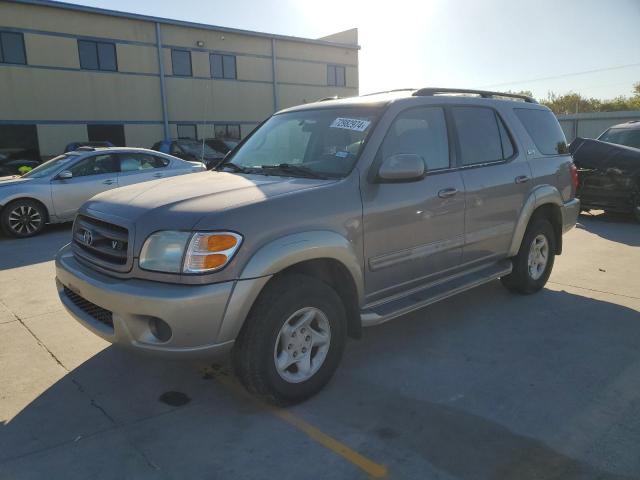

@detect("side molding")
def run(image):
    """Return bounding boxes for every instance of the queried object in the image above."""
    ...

[508,185,563,257]
[240,230,364,301]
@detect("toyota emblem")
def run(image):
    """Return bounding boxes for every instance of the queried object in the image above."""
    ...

[82,229,93,246]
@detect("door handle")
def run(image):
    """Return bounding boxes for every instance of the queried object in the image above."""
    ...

[153,172,164,178]
[438,187,458,199]
[515,175,530,184]
[102,179,115,185]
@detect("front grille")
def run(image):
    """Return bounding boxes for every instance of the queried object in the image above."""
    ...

[63,287,113,328]
[73,215,129,268]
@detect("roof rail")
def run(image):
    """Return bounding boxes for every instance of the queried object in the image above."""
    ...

[75,146,96,151]
[318,96,340,102]
[361,88,416,97]
[412,88,537,103]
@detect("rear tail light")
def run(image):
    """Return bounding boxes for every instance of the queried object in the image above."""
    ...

[570,163,579,197]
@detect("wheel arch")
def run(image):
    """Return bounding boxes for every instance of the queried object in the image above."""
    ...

[219,231,364,343]
[1,196,51,223]
[509,186,564,257]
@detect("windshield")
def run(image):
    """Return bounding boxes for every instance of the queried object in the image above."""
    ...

[598,128,640,149]
[225,107,380,178]
[22,154,74,178]
[178,140,220,157]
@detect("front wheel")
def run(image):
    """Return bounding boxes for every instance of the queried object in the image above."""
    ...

[1,199,46,238]
[501,217,556,294]
[232,274,347,405]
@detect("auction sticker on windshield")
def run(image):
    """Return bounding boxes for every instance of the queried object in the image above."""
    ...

[330,118,371,132]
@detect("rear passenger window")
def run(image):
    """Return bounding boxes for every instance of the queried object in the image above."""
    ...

[118,153,168,171]
[514,108,568,155]
[452,107,505,165]
[379,107,450,171]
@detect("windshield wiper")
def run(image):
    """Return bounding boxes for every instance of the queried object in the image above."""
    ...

[259,163,329,179]
[217,161,250,174]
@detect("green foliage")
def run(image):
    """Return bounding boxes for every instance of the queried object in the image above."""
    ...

[539,82,640,115]
[17,165,33,175]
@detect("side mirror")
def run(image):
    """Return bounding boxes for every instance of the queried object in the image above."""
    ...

[57,170,73,180]
[377,154,425,182]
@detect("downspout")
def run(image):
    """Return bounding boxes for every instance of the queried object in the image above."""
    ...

[155,22,170,140]
[271,38,279,112]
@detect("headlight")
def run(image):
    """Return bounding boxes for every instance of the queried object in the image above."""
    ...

[139,231,242,274]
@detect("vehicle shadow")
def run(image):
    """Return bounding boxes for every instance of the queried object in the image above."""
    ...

[577,210,639,247]
[1,284,639,479]
[0,223,72,270]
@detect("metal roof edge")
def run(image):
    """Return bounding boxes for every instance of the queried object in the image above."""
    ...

[6,0,361,50]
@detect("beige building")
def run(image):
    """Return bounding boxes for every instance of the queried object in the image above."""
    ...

[0,0,359,158]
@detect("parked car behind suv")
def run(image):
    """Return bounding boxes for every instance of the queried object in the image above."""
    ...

[0,147,205,237]
[55,88,580,404]
[151,139,227,169]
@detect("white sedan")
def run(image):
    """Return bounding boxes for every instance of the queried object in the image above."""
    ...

[0,147,205,237]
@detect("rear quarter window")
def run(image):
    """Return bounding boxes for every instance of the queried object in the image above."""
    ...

[515,108,568,155]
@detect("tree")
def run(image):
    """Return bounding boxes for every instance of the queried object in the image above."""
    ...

[539,83,640,114]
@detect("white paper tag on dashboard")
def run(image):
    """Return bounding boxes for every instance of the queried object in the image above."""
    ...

[330,118,371,132]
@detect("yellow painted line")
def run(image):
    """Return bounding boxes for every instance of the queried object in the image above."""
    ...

[205,367,388,479]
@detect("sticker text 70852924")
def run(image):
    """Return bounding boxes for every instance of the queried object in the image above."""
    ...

[330,118,371,132]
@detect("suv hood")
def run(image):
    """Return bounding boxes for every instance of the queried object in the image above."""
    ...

[83,171,333,229]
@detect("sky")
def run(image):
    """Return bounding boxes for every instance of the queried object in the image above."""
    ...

[66,0,640,101]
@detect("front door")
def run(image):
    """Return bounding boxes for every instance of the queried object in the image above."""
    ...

[450,106,533,264]
[361,106,465,303]
[51,153,119,220]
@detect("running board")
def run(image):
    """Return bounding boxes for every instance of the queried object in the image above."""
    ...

[360,260,512,327]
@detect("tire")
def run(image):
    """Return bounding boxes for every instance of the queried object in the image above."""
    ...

[1,199,46,238]
[501,217,556,294]
[232,273,347,405]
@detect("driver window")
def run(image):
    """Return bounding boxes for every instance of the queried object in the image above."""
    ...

[380,107,450,171]
[69,154,118,177]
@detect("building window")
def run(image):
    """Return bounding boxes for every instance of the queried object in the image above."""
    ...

[210,54,237,79]
[171,49,192,77]
[78,40,117,71]
[327,65,345,87]
[177,124,197,139]
[214,124,241,140]
[87,124,126,146]
[0,31,27,65]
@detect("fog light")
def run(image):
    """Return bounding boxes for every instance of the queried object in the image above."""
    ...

[149,317,172,342]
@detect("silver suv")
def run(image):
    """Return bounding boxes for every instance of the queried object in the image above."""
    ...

[55,88,580,404]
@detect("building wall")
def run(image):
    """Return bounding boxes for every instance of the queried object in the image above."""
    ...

[558,111,640,142]
[0,0,359,157]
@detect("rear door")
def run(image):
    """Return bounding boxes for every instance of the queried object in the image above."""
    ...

[451,105,532,265]
[361,105,465,302]
[50,153,119,219]
[116,152,171,186]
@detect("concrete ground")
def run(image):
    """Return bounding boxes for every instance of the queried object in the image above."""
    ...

[0,212,639,480]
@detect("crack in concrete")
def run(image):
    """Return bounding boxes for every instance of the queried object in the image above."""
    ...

[548,281,640,301]
[0,299,118,429]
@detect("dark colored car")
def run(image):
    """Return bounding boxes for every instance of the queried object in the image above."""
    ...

[151,139,226,169]
[204,138,238,156]
[0,148,41,176]
[64,141,114,153]
[570,134,640,222]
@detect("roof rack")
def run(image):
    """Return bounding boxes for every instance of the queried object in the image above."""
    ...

[361,88,416,97]
[75,146,96,151]
[412,88,537,103]
[318,96,340,102]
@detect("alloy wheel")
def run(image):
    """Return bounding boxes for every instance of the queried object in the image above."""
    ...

[273,307,331,383]
[8,205,42,235]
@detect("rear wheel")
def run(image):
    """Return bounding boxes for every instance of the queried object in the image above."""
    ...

[1,199,46,238]
[232,274,347,405]
[501,217,556,294]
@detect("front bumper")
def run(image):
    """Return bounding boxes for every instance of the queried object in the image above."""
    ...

[55,244,268,359]
[561,198,581,234]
